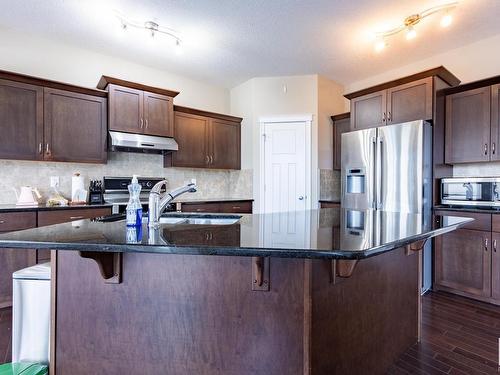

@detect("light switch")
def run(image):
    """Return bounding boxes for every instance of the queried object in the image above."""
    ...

[50,176,60,188]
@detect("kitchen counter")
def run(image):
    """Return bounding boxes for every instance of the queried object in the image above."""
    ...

[0,208,471,260]
[0,203,112,213]
[434,205,500,214]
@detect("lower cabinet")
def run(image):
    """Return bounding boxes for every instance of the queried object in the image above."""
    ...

[434,229,491,298]
[180,200,252,214]
[492,232,500,300]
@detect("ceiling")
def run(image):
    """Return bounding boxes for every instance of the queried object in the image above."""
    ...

[0,0,499,88]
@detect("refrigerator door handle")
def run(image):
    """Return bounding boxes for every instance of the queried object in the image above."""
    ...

[371,136,377,209]
[376,136,383,209]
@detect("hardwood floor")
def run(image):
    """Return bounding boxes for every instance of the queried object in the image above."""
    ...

[389,291,500,374]
[0,307,11,364]
[0,292,498,373]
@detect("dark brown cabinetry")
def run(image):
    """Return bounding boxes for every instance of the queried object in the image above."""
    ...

[44,88,107,163]
[166,106,242,170]
[434,209,500,305]
[180,200,252,214]
[331,113,350,170]
[0,79,43,161]
[445,87,491,163]
[98,76,178,138]
[0,212,37,308]
[345,67,460,131]
[0,70,108,163]
[491,84,500,162]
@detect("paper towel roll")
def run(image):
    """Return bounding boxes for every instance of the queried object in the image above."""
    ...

[71,173,85,202]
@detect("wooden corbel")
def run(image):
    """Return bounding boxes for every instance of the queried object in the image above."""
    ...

[79,251,122,284]
[252,256,270,291]
[405,238,428,256]
[330,259,359,283]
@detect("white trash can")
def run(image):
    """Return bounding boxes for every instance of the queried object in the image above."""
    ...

[12,262,51,365]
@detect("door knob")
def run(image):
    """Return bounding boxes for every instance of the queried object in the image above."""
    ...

[298,196,304,200]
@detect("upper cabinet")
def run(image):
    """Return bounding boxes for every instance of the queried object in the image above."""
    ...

[166,106,242,170]
[345,67,460,131]
[331,113,350,170]
[0,70,107,163]
[444,77,500,164]
[98,76,178,138]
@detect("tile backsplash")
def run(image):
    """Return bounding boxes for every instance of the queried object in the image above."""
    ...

[453,162,500,177]
[319,169,341,201]
[0,153,253,205]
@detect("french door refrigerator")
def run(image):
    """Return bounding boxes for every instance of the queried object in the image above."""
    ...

[341,120,433,292]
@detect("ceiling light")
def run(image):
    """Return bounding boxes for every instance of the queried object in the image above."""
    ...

[114,11,182,52]
[440,13,453,28]
[372,1,458,51]
[405,26,417,40]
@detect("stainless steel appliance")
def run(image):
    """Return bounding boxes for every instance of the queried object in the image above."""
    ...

[341,120,433,291]
[441,177,500,207]
[103,177,172,214]
[109,131,178,153]
[12,263,51,365]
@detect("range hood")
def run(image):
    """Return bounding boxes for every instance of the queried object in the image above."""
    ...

[109,131,178,153]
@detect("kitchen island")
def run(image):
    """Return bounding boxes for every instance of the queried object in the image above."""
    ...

[0,208,471,375]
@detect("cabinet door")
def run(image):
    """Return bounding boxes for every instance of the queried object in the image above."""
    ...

[0,79,43,160]
[492,232,500,300]
[172,112,209,168]
[386,77,433,124]
[181,202,220,213]
[333,117,350,170]
[108,84,143,134]
[491,84,500,161]
[44,88,107,163]
[143,91,173,137]
[435,229,491,297]
[445,87,491,163]
[210,119,241,169]
[350,90,386,130]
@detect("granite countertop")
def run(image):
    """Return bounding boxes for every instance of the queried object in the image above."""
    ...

[0,203,113,213]
[434,205,500,214]
[0,208,471,260]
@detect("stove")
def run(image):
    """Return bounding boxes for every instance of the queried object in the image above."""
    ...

[103,177,174,214]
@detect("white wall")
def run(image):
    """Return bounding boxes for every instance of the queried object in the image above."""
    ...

[0,30,229,112]
[345,33,500,95]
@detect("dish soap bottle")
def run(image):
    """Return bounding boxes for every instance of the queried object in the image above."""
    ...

[126,175,142,227]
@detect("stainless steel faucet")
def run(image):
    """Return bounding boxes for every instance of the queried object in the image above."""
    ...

[148,181,197,227]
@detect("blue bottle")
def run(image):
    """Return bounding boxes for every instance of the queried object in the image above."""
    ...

[126,175,142,227]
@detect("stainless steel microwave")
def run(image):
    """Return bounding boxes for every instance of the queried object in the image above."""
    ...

[441,177,500,207]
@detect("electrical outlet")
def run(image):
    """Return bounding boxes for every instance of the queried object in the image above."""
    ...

[190,178,196,185]
[50,176,60,188]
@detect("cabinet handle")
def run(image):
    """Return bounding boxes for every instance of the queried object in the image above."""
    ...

[145,119,148,128]
[45,143,50,155]
[387,111,392,122]
[205,155,210,164]
[493,143,496,155]
[140,118,144,128]
[38,143,42,154]
[0,220,5,224]
[69,216,84,220]
[232,206,241,209]
[382,112,386,123]
[210,155,213,164]
[494,239,497,252]
[484,143,488,155]
[485,238,489,251]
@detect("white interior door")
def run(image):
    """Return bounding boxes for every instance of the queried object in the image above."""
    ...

[263,121,307,213]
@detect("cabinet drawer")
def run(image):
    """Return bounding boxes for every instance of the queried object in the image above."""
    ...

[434,210,491,231]
[218,201,252,213]
[0,211,37,232]
[181,203,220,213]
[38,207,111,227]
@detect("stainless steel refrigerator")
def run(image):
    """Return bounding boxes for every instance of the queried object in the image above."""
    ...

[341,120,433,292]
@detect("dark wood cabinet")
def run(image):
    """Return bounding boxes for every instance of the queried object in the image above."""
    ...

[350,91,386,130]
[180,200,252,214]
[211,118,241,169]
[0,212,37,308]
[331,113,350,170]
[435,228,491,298]
[445,87,491,163]
[172,112,210,168]
[492,232,500,300]
[0,79,43,161]
[167,106,242,170]
[44,88,107,163]
[386,77,433,124]
[99,76,178,138]
[37,207,111,227]
[345,67,460,132]
[491,84,500,161]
